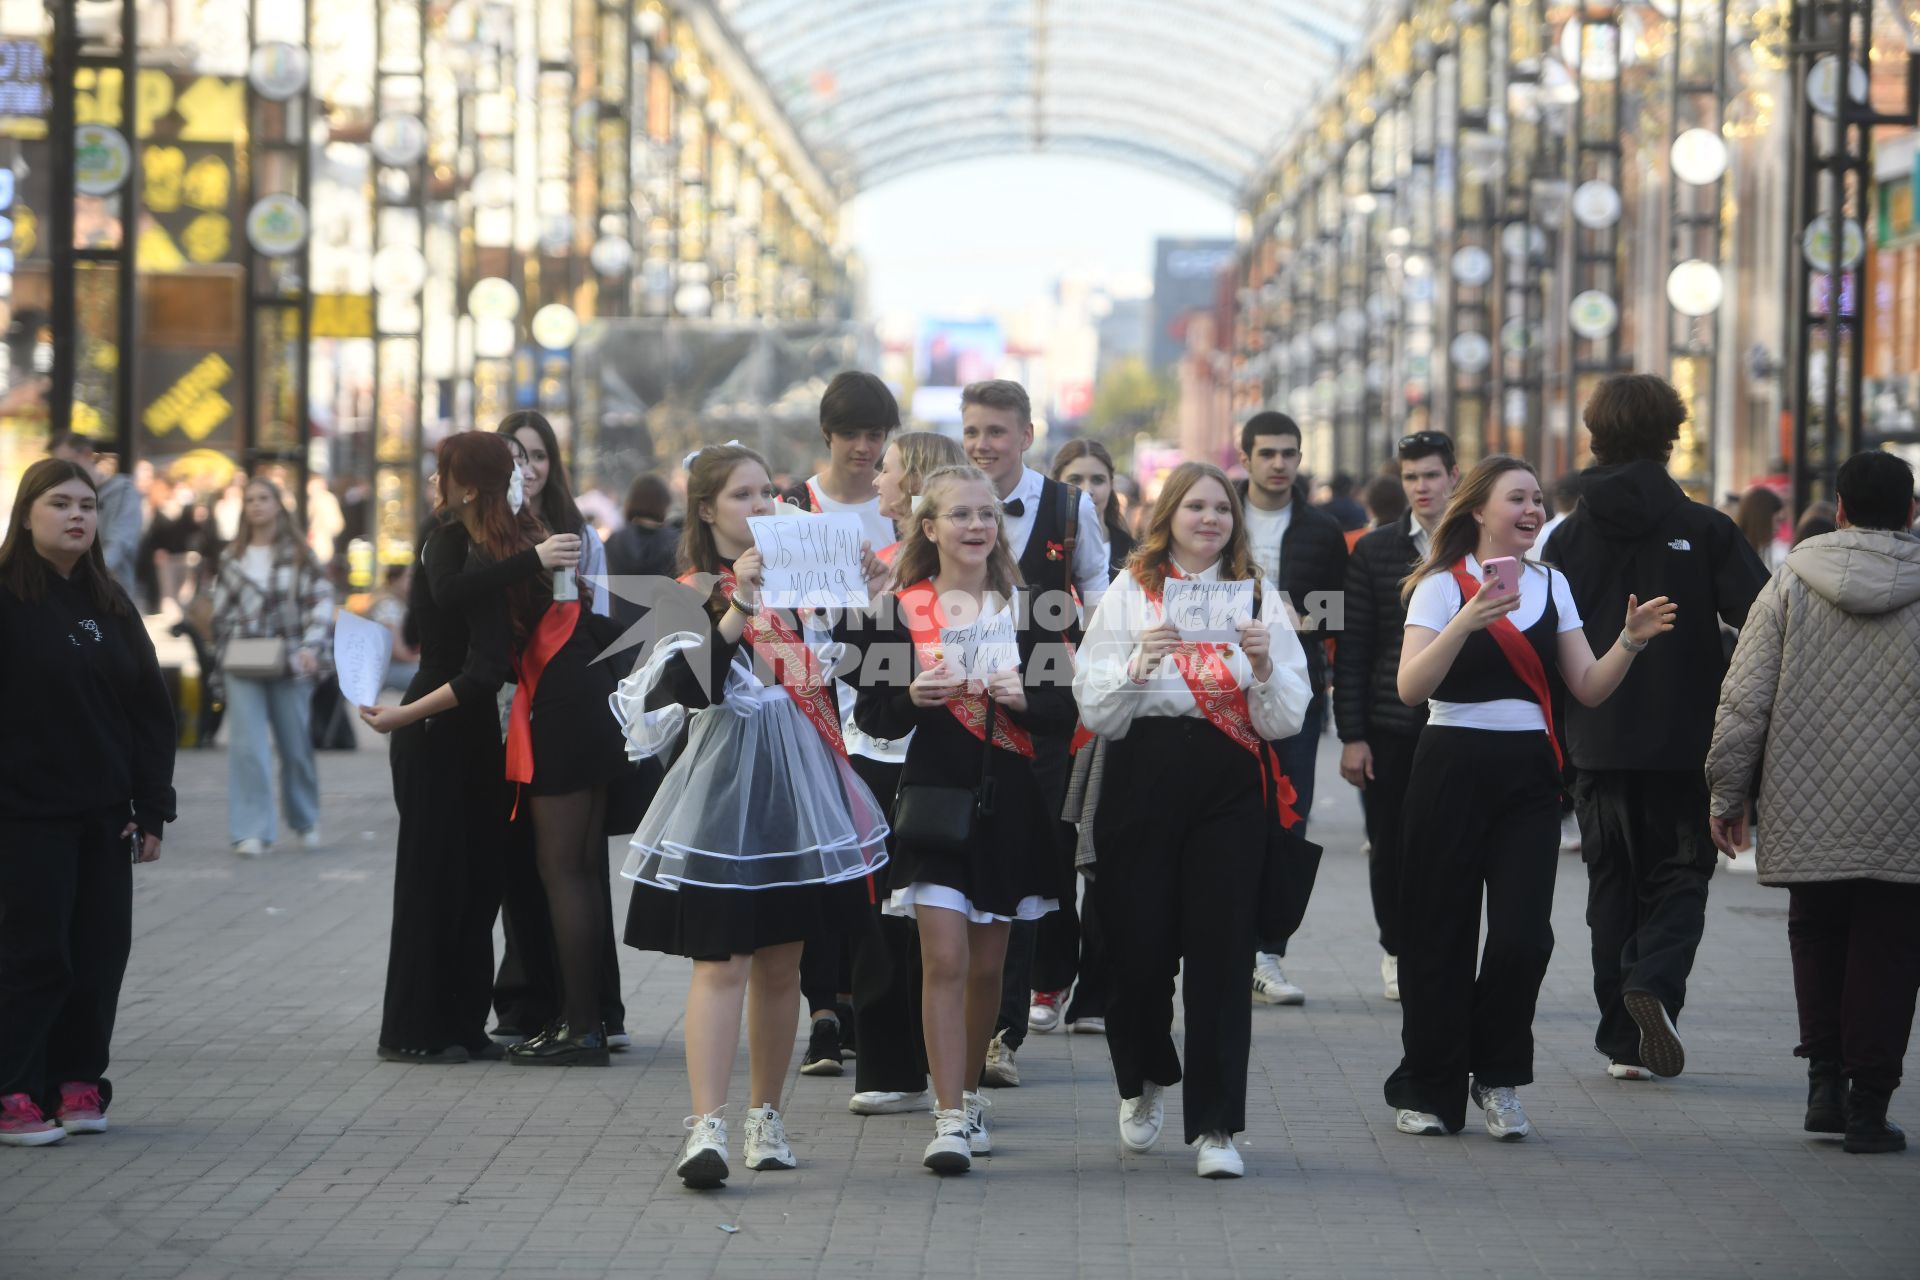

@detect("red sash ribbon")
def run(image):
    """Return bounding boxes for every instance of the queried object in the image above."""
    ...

[1143,565,1299,828]
[505,599,582,815]
[684,568,847,757]
[897,580,1036,759]
[1447,558,1563,768]
[875,541,900,566]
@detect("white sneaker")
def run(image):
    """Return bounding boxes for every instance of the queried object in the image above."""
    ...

[743,1104,796,1171]
[964,1091,992,1154]
[1252,953,1305,1005]
[1070,1016,1107,1035]
[233,838,266,858]
[849,1089,930,1115]
[676,1110,729,1187]
[1623,990,1686,1079]
[1027,991,1063,1033]
[1194,1131,1244,1179]
[981,1030,1019,1087]
[923,1108,972,1174]
[1394,1108,1448,1135]
[297,828,322,851]
[1118,1082,1166,1153]
[1470,1080,1532,1140]
[1381,953,1400,1002]
[1607,1061,1657,1081]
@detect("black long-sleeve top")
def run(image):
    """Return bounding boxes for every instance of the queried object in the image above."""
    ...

[849,598,1078,781]
[409,520,542,711]
[0,570,177,830]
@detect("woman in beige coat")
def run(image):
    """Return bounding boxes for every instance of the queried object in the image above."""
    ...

[1706,450,1920,1157]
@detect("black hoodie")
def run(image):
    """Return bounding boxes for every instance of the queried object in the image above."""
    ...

[1544,459,1770,773]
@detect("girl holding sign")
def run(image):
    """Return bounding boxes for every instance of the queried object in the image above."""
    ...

[1074,461,1312,1179]
[851,464,1078,1175]
[612,443,889,1190]
[1388,456,1674,1141]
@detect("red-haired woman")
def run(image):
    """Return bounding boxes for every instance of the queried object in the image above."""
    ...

[0,459,176,1146]
[360,433,583,1063]
[1075,461,1312,1179]
[363,431,625,1066]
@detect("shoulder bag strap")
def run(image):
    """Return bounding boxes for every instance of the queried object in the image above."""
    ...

[977,691,998,818]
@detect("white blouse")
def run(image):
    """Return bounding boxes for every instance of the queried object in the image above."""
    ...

[1073,563,1312,742]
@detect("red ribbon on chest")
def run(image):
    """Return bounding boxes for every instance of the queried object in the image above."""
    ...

[1447,558,1563,768]
[897,580,1035,759]
[686,568,846,757]
[505,599,582,805]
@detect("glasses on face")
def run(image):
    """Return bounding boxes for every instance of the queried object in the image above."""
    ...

[937,508,1001,528]
[1397,431,1454,458]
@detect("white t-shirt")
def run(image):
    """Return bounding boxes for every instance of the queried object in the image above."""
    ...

[1242,500,1292,590]
[805,477,896,552]
[1404,554,1582,732]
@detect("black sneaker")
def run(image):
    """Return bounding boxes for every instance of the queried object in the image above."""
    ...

[835,1001,858,1058]
[800,1017,844,1077]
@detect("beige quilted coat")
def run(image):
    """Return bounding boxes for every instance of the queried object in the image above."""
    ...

[1706,528,1920,885]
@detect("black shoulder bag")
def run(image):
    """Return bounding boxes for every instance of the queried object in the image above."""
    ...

[890,697,997,854]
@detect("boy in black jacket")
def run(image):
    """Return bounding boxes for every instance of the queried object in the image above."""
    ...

[1544,374,1769,1080]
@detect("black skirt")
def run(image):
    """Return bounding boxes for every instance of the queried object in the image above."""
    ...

[528,627,628,795]
[624,875,877,961]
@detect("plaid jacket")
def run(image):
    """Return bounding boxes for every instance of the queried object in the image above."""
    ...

[209,541,334,671]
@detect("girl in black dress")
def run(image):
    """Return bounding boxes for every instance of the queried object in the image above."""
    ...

[360,440,581,1064]
[853,464,1077,1175]
[612,444,888,1189]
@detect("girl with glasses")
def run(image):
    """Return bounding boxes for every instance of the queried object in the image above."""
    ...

[850,464,1078,1174]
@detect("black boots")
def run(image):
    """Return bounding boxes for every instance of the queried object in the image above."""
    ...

[1843,1085,1906,1155]
[1805,1060,1847,1134]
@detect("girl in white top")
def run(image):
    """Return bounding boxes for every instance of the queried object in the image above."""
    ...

[1386,455,1674,1143]
[1074,462,1312,1179]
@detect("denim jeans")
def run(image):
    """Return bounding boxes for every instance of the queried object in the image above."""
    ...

[225,676,320,845]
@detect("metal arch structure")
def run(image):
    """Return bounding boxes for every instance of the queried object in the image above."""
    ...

[699,0,1377,198]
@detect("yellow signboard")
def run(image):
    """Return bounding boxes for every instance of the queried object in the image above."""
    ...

[312,293,374,339]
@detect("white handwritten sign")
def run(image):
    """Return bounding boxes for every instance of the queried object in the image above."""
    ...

[939,608,1019,683]
[748,512,869,610]
[332,608,392,707]
[1163,578,1255,642]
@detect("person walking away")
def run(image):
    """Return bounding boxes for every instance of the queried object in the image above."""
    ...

[1707,449,1920,1155]
[208,477,332,857]
[1389,456,1675,1140]
[1544,375,1768,1080]
[48,433,141,596]
[1235,411,1348,1006]
[1735,487,1788,570]
[1336,432,1458,1002]
[960,379,1108,1085]
[1076,462,1312,1178]
[0,459,176,1146]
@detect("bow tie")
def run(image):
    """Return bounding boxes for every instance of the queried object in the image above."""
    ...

[1001,498,1026,518]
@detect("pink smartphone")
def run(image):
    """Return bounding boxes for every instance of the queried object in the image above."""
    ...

[1482,555,1521,599]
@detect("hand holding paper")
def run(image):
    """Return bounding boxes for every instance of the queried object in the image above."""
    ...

[1163,578,1255,643]
[940,609,1020,685]
[332,608,392,707]
[748,513,869,610]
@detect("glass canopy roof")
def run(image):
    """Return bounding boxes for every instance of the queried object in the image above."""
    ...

[711,0,1376,197]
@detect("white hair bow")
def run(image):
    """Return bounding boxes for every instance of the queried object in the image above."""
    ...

[681,438,746,469]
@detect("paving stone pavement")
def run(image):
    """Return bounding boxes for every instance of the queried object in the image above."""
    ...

[3,731,1916,1280]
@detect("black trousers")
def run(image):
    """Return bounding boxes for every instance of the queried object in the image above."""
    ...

[1384,727,1561,1133]
[0,809,132,1113]
[994,735,1073,1050]
[1573,769,1717,1064]
[846,754,924,1092]
[491,821,626,1034]
[1361,729,1420,958]
[1788,880,1920,1096]
[1094,719,1267,1142]
[1258,692,1324,956]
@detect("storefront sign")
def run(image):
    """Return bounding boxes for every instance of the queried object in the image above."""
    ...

[76,125,133,195]
[312,293,375,339]
[246,194,309,257]
[248,44,310,101]
[142,353,235,441]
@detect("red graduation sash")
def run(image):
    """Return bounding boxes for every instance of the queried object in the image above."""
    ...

[1447,558,1563,768]
[1143,565,1299,828]
[505,599,581,814]
[875,541,900,566]
[896,579,1035,759]
[684,568,846,757]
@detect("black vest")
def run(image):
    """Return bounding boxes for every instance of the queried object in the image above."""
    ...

[1432,570,1562,707]
[1015,477,1080,642]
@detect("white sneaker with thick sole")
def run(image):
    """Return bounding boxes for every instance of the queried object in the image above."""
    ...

[1252,952,1305,1005]
[1394,1108,1448,1136]
[964,1091,992,1155]
[1607,1061,1657,1081]
[233,838,266,858]
[1071,1016,1107,1034]
[743,1104,796,1170]
[923,1109,972,1174]
[981,1030,1019,1087]
[676,1110,729,1188]
[1027,991,1063,1033]
[848,1089,930,1115]
[1119,1082,1166,1153]
[1194,1132,1244,1179]
[298,828,322,852]
[1470,1080,1532,1141]
[1623,990,1686,1078]
[1381,953,1400,1001]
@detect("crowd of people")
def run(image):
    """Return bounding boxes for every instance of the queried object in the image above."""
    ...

[3,374,1915,1187]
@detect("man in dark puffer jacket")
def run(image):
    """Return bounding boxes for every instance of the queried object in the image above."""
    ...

[1334,431,1457,1003]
